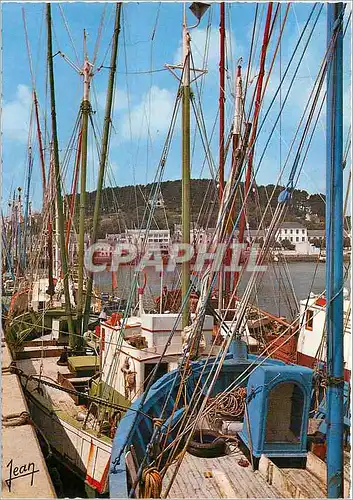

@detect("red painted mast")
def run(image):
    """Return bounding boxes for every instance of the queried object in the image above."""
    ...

[238,3,273,246]
[33,91,46,193]
[219,1,225,200]
[218,2,226,309]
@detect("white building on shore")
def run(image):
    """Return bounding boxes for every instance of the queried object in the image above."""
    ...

[275,222,308,244]
[106,229,170,252]
[274,222,319,256]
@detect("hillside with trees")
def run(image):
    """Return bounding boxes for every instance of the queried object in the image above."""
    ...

[67,179,326,238]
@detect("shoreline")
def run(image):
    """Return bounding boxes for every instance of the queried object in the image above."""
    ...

[272,254,350,262]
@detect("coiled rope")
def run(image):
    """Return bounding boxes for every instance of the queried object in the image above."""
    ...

[3,411,31,427]
[141,467,162,498]
[207,387,247,424]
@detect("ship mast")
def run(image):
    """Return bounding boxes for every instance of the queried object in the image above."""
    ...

[77,31,93,347]
[225,64,244,301]
[325,3,344,497]
[181,2,210,328]
[16,187,22,274]
[46,3,75,339]
[181,5,191,328]
[218,2,225,201]
[218,1,225,311]
[83,3,122,332]
[238,3,273,247]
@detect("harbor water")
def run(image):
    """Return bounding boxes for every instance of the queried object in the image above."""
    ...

[94,261,351,320]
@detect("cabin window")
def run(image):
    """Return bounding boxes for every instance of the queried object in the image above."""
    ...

[265,383,304,443]
[305,309,314,330]
[144,363,168,390]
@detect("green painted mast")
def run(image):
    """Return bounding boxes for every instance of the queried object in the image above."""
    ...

[46,3,75,341]
[76,32,93,347]
[181,5,191,329]
[83,3,122,332]
[180,2,210,328]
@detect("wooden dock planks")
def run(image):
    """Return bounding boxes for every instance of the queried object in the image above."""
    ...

[2,341,56,498]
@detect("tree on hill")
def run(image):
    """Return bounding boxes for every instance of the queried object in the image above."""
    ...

[65,180,326,235]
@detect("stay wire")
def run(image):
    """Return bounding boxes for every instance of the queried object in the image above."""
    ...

[58,4,81,67]
[140,7,340,482]
[92,4,107,67]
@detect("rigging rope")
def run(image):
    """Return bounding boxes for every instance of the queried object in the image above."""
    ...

[140,468,162,498]
[99,80,183,404]
[10,365,153,419]
[58,4,81,66]
[92,4,107,67]
[154,292,328,469]
[126,10,349,494]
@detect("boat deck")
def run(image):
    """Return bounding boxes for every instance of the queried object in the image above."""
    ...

[164,449,282,498]
[279,467,326,498]
[164,447,352,498]
[15,341,103,435]
[17,355,82,418]
[2,341,56,498]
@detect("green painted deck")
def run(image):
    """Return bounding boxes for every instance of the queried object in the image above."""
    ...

[68,355,99,375]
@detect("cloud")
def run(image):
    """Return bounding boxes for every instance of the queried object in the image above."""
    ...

[259,14,330,131]
[3,84,32,143]
[120,85,176,141]
[96,88,129,112]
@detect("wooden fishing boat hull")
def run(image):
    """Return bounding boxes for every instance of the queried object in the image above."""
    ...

[22,388,112,495]
[5,300,114,496]
[109,348,336,498]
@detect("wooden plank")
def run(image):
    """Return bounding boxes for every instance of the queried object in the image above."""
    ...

[22,340,58,347]
[2,342,56,498]
[125,451,139,497]
[64,377,92,384]
[167,471,184,498]
[307,451,351,498]
[188,455,219,498]
[16,347,64,359]
[211,469,237,498]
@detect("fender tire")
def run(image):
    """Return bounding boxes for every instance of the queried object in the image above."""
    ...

[187,429,226,458]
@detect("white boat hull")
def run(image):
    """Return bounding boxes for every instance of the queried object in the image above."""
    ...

[24,390,112,494]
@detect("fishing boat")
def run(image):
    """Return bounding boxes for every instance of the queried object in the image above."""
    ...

[3,1,350,498]
[109,3,351,499]
[4,4,126,495]
[3,3,220,496]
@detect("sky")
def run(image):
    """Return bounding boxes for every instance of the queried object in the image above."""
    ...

[2,1,352,212]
